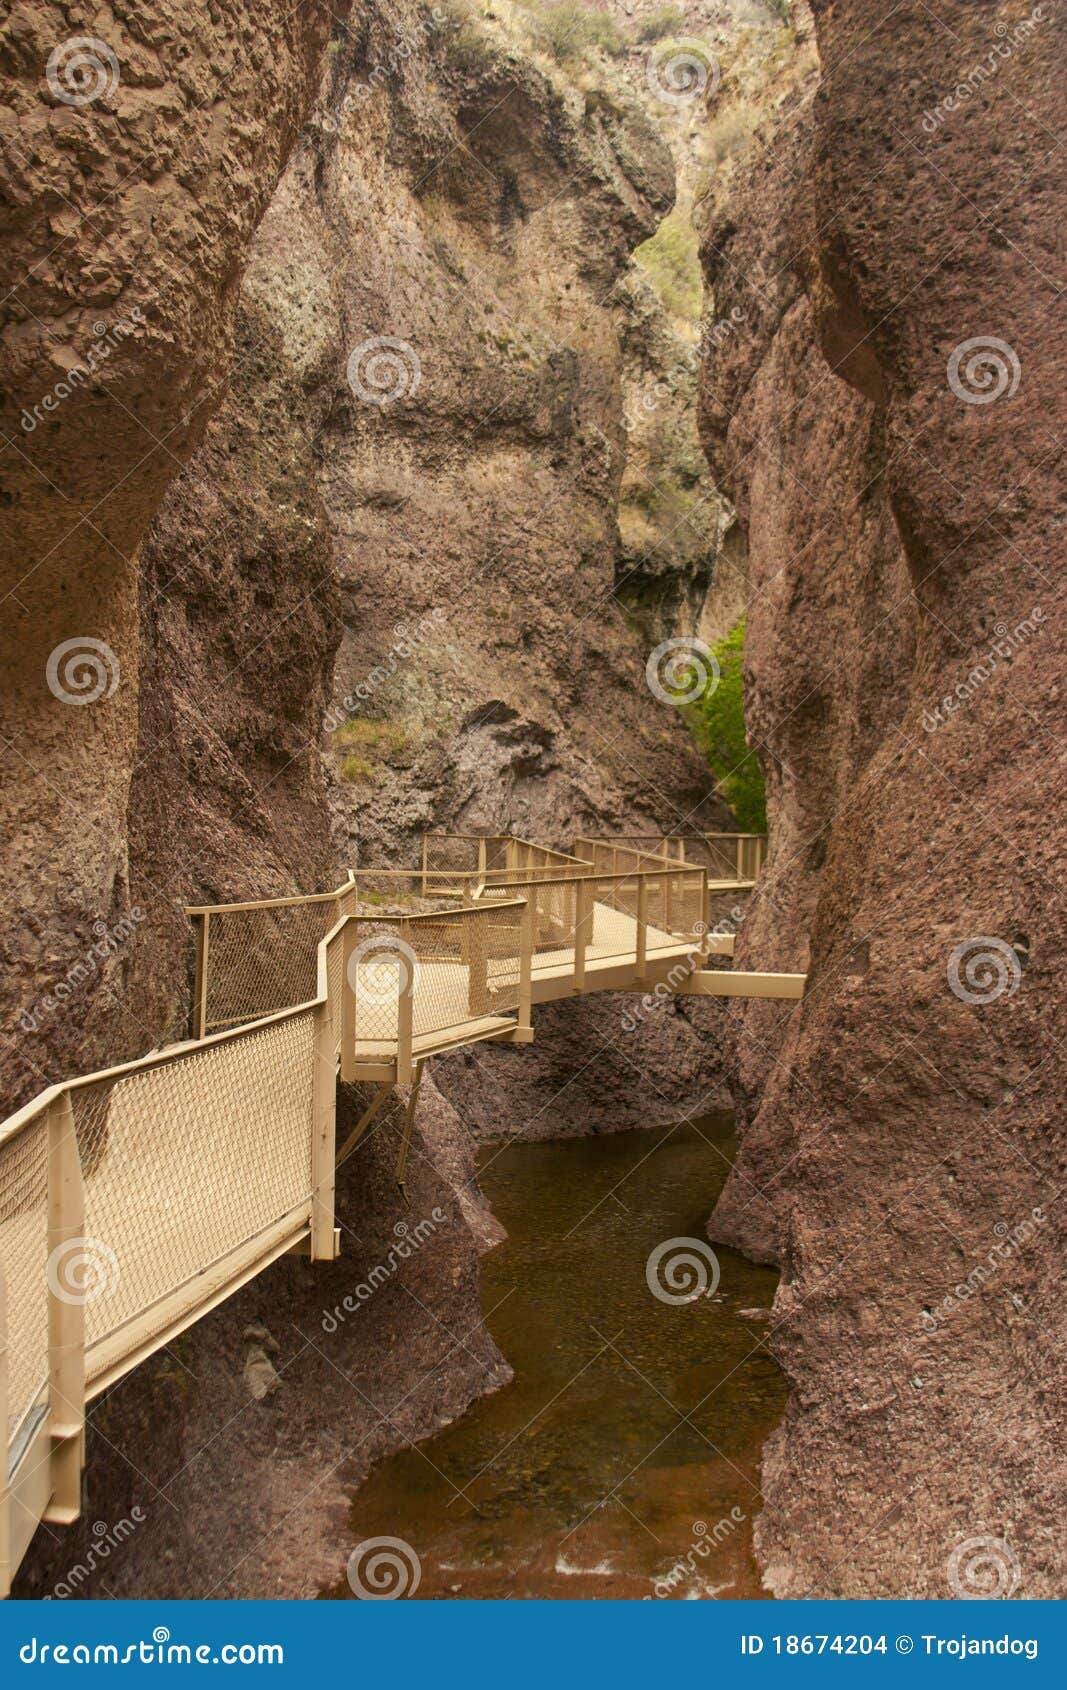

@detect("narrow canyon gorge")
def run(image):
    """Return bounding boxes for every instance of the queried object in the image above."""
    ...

[1,0,1063,1603]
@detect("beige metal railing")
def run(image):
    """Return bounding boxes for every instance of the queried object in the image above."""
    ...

[575,832,768,882]
[0,829,788,1596]
[0,913,346,1596]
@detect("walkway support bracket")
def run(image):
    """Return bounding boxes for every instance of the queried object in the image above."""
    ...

[396,1061,424,1203]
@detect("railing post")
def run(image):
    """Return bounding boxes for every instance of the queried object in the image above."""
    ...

[467,911,489,1018]
[192,910,210,1039]
[44,1093,85,1524]
[396,945,415,1087]
[421,834,429,896]
[635,874,648,984]
[0,1259,10,1599]
[573,878,592,993]
[665,868,675,935]
[310,992,339,1260]
[477,838,487,879]
[518,898,533,1034]
[735,836,744,880]
[341,919,357,1083]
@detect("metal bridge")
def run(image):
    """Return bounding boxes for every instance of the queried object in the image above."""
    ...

[0,831,797,1594]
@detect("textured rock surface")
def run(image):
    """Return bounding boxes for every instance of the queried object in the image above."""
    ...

[312,2,732,863]
[436,990,731,1141]
[0,0,336,1106]
[698,89,912,1262]
[702,0,1066,1598]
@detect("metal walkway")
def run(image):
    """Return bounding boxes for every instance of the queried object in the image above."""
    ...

[0,831,799,1594]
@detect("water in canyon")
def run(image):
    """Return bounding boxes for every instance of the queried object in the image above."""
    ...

[330,1115,784,1599]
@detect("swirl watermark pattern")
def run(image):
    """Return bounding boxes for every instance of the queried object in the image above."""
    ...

[46,37,120,106]
[646,1237,720,1305]
[346,1536,421,1599]
[947,1534,1021,1599]
[347,934,420,1006]
[947,937,1022,1005]
[47,1236,120,1306]
[46,638,120,706]
[646,636,720,706]
[347,337,422,406]
[947,336,1021,405]
[645,39,720,106]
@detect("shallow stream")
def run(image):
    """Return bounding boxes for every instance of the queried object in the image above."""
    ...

[334,1115,783,1599]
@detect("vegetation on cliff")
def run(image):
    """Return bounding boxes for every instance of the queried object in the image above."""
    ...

[682,617,767,831]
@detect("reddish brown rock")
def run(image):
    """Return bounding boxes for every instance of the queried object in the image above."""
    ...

[698,88,912,1262]
[0,1,337,1107]
[703,0,1066,1598]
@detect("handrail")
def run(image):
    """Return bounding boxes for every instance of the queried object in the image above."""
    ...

[0,831,767,1596]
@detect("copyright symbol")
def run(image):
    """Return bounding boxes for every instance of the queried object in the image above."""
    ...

[896,1636,914,1655]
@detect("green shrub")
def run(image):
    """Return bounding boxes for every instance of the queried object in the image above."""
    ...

[637,5,686,42]
[633,211,703,322]
[681,617,767,830]
[520,2,628,64]
[333,718,410,784]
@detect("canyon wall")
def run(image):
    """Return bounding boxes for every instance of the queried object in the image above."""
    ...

[8,2,737,1596]
[0,0,337,1106]
[704,0,1066,1598]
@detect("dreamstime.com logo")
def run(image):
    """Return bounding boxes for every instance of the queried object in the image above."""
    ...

[914,1209,1046,1342]
[19,1628,284,1665]
[920,606,1045,731]
[47,1237,121,1306]
[347,336,422,406]
[646,636,720,706]
[323,609,447,731]
[346,1536,421,1599]
[646,1237,720,1305]
[920,5,1049,134]
[947,937,1023,1005]
[322,1209,449,1329]
[651,1510,746,1598]
[47,1511,147,1600]
[645,39,720,105]
[946,1534,1022,1599]
[947,336,1021,405]
[347,934,421,1005]
[46,36,120,105]
[46,638,120,705]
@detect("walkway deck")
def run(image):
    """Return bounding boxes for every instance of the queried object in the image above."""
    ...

[0,830,798,1594]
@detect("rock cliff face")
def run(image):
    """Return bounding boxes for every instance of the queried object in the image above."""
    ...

[5,0,740,1599]
[703,0,1066,1598]
[0,0,337,1106]
[310,3,729,863]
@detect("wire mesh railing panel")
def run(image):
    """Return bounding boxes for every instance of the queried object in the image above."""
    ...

[406,907,520,1034]
[480,879,577,959]
[205,899,338,1030]
[672,835,739,878]
[0,1112,50,1447]
[346,919,405,1045]
[69,1013,316,1363]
